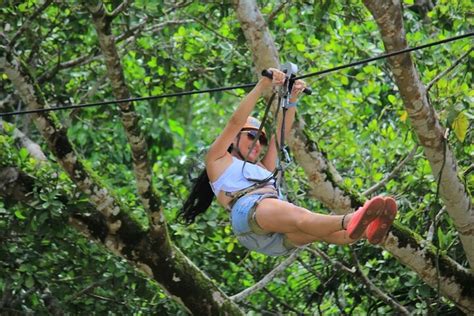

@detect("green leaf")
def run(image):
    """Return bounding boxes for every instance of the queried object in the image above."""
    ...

[355,73,365,81]
[15,210,27,220]
[19,147,29,160]
[1,121,13,132]
[18,3,28,11]
[168,119,184,137]
[452,111,469,142]
[340,75,349,86]
[25,276,35,288]
[175,80,185,89]
[419,284,431,297]
[177,26,186,36]
[296,43,306,52]
[147,57,157,68]
[387,94,397,104]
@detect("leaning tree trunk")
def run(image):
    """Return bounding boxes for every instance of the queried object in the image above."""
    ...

[0,30,243,316]
[233,0,474,313]
[363,0,474,268]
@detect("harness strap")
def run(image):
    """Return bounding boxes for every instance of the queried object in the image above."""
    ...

[225,181,274,210]
[237,90,292,201]
[237,75,295,202]
[240,92,278,185]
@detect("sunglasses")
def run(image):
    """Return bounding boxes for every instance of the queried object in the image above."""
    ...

[240,130,268,146]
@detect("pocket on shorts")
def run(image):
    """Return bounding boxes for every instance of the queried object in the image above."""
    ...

[231,195,259,235]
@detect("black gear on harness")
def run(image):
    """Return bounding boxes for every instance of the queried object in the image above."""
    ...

[226,62,312,204]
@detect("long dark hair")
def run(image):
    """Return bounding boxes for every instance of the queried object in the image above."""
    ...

[179,168,214,224]
[179,145,234,224]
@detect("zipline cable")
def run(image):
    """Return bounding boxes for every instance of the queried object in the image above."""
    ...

[294,32,474,80]
[1,32,472,118]
[0,83,256,117]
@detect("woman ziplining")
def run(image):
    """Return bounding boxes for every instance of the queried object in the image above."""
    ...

[180,68,397,256]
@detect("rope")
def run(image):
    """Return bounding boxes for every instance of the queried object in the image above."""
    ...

[1,32,472,118]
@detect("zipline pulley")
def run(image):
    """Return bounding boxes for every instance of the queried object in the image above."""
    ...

[262,62,312,102]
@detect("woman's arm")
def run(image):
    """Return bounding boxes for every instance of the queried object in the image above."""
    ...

[206,79,268,164]
[206,69,285,164]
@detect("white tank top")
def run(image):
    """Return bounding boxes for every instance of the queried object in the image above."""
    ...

[210,157,274,196]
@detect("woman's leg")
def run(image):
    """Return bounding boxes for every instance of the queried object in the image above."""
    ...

[254,198,348,239]
[286,230,358,246]
[255,197,382,245]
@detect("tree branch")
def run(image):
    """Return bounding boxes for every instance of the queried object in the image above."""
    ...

[188,15,234,41]
[464,164,474,176]
[308,245,410,314]
[230,248,303,302]
[267,1,290,23]
[362,144,418,196]
[0,120,47,161]
[37,18,189,84]
[108,0,132,18]
[426,47,473,91]
[0,158,243,315]
[37,48,101,84]
[306,246,354,274]
[427,206,446,243]
[85,0,163,226]
[351,249,411,315]
[164,0,193,14]
[87,293,126,304]
[66,278,110,302]
[9,0,53,48]
[0,95,15,112]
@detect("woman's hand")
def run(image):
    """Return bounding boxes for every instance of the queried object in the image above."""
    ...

[270,68,286,86]
[259,68,286,90]
[289,79,306,102]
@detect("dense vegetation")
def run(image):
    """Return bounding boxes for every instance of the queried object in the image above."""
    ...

[0,0,472,314]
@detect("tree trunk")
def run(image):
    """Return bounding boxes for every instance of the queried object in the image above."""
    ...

[362,0,474,269]
[0,55,243,315]
[86,2,162,221]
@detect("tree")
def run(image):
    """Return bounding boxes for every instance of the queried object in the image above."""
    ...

[1,0,472,314]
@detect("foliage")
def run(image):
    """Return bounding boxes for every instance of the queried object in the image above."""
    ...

[0,0,472,314]
[0,131,183,314]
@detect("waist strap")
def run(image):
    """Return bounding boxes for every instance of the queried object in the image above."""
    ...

[226,182,276,210]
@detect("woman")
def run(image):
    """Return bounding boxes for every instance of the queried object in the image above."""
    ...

[181,68,397,256]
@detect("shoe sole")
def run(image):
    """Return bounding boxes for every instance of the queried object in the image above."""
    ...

[368,197,397,244]
[348,197,385,240]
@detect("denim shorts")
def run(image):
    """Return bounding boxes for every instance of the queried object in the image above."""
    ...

[230,193,295,256]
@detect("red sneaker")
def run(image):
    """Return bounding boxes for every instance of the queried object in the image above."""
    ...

[347,196,384,240]
[367,196,397,244]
